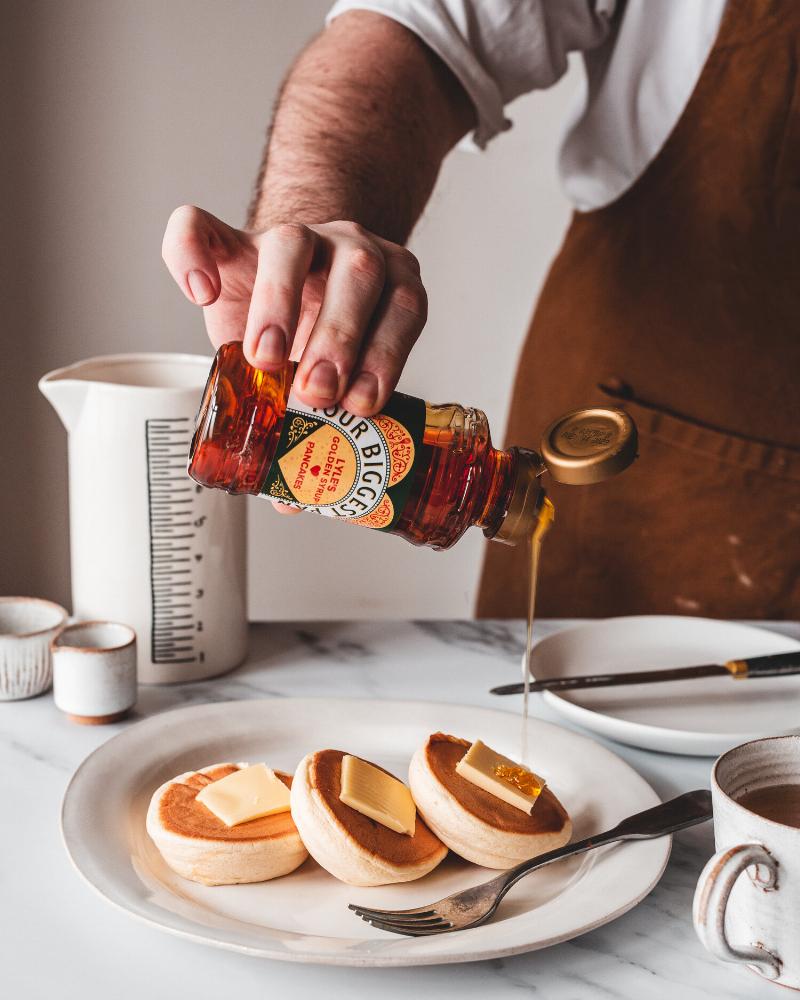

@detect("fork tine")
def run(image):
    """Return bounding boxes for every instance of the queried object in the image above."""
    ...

[358,913,450,927]
[348,904,437,920]
[358,915,453,937]
[347,903,436,918]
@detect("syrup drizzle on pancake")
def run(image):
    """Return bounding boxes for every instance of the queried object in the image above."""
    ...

[425,734,568,835]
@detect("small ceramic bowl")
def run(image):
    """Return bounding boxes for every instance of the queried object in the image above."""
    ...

[52,621,137,725]
[0,597,69,700]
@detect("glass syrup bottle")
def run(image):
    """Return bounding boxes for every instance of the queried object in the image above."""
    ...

[188,342,637,549]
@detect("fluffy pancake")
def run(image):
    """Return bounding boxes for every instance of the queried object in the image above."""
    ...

[290,749,448,886]
[408,733,572,869]
[146,762,308,885]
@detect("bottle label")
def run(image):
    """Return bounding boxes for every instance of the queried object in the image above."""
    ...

[260,389,426,530]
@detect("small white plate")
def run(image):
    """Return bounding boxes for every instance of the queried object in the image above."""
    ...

[532,617,800,757]
[61,698,668,967]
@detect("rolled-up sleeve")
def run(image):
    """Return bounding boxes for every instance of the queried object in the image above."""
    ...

[327,0,614,148]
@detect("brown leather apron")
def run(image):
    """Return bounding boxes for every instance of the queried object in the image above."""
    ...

[478,0,800,619]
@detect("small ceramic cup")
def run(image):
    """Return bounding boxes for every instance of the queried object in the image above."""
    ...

[693,735,800,989]
[0,597,69,700]
[52,621,137,724]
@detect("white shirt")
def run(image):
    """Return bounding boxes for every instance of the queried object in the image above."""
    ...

[327,0,727,211]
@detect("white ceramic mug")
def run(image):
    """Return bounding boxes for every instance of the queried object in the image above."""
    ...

[0,597,68,700]
[52,621,137,724]
[693,735,800,989]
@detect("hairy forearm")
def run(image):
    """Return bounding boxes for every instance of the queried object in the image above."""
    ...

[247,11,475,243]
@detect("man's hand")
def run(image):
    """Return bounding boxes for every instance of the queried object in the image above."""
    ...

[162,207,427,417]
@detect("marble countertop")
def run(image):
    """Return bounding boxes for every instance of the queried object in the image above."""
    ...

[4,618,800,1000]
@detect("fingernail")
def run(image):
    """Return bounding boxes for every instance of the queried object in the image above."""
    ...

[254,325,286,367]
[347,372,378,410]
[305,360,339,400]
[187,269,214,305]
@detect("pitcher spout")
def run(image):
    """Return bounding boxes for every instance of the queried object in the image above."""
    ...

[39,351,213,431]
[39,366,91,432]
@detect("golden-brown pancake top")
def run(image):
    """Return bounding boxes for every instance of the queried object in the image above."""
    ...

[310,750,445,863]
[158,765,299,843]
[425,733,570,835]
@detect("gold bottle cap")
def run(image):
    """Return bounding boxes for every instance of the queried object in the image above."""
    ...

[541,407,637,485]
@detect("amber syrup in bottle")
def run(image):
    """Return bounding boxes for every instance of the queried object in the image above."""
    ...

[188,342,636,551]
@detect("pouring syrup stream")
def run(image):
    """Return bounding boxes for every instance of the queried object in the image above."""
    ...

[521,497,555,765]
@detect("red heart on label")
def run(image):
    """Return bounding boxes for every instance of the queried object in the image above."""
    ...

[310,465,321,476]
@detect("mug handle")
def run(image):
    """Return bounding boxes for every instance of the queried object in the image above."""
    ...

[693,843,781,979]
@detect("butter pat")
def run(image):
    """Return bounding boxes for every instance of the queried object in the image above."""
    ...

[339,755,416,836]
[196,764,291,826]
[455,740,545,814]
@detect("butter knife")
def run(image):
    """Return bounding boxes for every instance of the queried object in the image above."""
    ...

[490,650,800,696]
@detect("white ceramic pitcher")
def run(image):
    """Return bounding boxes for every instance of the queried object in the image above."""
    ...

[40,353,247,684]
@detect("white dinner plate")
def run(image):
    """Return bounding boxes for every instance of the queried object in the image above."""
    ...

[532,617,800,757]
[61,698,668,967]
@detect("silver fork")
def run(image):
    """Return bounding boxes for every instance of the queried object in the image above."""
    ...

[349,788,712,936]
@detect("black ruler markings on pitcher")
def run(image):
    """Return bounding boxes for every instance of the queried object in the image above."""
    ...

[145,417,203,666]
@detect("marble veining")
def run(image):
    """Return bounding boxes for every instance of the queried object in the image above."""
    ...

[2,618,799,1000]
[412,618,530,659]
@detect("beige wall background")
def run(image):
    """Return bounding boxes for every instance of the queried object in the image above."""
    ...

[1,0,578,619]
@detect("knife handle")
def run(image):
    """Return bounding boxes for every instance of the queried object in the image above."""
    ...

[733,650,800,678]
